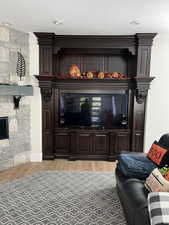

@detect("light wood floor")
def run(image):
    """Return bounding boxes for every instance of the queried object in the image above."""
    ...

[0,160,117,184]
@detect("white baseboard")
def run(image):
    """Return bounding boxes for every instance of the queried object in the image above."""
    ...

[31,153,42,162]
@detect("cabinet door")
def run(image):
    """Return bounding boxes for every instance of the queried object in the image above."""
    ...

[132,132,143,152]
[54,132,70,154]
[43,132,53,159]
[77,133,92,155]
[109,132,116,156]
[115,132,130,154]
[93,134,109,155]
[42,105,54,159]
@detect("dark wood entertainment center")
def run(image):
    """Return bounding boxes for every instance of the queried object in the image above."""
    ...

[35,33,157,160]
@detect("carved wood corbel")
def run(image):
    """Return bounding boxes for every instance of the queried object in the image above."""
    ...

[135,89,148,104]
[134,77,155,104]
[128,46,136,55]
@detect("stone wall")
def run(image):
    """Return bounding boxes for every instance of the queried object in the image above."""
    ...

[0,25,31,170]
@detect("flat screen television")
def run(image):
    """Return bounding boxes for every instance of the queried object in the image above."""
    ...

[59,90,128,129]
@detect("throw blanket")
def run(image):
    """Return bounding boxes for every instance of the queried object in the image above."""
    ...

[148,192,169,225]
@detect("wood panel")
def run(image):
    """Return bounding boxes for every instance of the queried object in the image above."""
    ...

[93,134,109,155]
[104,55,128,74]
[39,46,53,75]
[70,131,77,155]
[41,89,54,159]
[114,132,130,154]
[43,132,53,159]
[132,132,144,152]
[42,106,54,159]
[136,33,156,77]
[109,132,116,157]
[56,54,128,75]
[54,89,59,128]
[131,97,145,151]
[81,55,104,72]
[58,54,81,74]
[77,133,92,155]
[43,109,52,129]
[54,132,70,154]
[137,47,150,76]
[53,130,131,160]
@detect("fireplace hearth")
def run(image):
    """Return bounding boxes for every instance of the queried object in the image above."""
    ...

[0,117,9,140]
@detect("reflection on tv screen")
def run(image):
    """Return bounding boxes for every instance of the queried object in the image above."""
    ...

[59,92,128,129]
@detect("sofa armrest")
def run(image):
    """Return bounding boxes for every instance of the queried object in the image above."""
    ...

[120,151,147,157]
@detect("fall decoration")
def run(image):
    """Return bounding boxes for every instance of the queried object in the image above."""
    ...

[111,72,119,79]
[86,72,94,79]
[56,65,126,79]
[98,72,105,79]
[118,73,125,79]
[69,64,81,78]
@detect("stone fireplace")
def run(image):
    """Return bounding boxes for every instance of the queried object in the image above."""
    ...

[0,25,33,171]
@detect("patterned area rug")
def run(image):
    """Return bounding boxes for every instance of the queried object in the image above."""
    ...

[0,171,126,225]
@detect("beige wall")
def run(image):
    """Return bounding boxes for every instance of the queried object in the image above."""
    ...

[144,34,169,152]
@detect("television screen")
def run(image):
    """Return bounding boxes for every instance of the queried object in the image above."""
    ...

[59,91,128,129]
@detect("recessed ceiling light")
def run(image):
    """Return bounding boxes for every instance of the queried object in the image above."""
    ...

[52,20,63,25]
[129,20,140,26]
[1,21,12,26]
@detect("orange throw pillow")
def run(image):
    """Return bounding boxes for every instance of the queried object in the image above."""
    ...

[147,142,167,165]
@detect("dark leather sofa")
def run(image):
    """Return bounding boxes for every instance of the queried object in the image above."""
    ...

[115,133,169,225]
[115,163,150,225]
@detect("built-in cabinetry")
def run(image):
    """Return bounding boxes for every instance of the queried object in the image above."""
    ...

[35,33,157,160]
[53,129,130,160]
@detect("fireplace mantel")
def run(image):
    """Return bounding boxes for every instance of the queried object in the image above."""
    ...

[0,84,33,96]
[0,84,33,109]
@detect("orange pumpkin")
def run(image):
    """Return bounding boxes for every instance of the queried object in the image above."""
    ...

[86,72,94,79]
[111,72,119,79]
[98,72,104,79]
[69,64,81,78]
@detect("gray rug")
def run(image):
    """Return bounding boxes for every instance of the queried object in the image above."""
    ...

[0,171,127,225]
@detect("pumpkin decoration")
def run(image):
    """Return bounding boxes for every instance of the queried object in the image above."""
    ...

[76,72,81,78]
[81,72,86,79]
[98,72,105,79]
[111,72,119,79]
[86,72,94,79]
[106,74,112,78]
[118,73,125,79]
[69,64,81,78]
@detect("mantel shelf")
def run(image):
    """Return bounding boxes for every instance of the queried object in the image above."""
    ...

[35,75,155,92]
[0,85,33,96]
